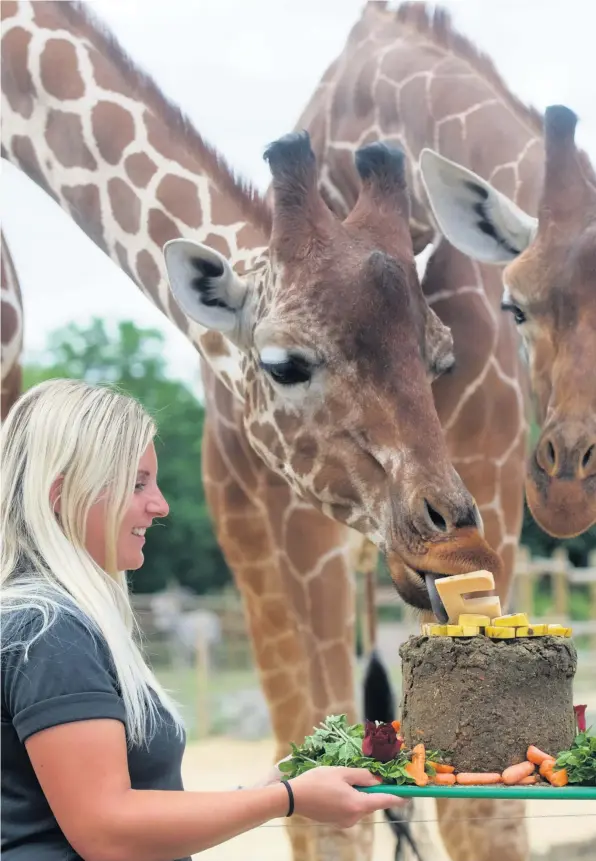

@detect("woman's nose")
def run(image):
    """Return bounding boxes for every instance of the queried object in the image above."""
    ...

[148,488,169,518]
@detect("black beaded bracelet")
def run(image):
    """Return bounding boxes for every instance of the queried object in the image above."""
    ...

[281,779,294,817]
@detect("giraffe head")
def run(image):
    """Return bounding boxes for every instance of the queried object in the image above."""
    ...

[164,131,501,616]
[420,105,596,539]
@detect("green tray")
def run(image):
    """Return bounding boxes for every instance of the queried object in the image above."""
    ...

[358,784,596,801]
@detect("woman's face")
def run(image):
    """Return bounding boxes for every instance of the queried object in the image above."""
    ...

[85,442,169,571]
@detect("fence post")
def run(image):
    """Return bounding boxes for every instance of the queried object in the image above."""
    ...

[552,547,570,619]
[516,545,534,616]
[195,632,210,739]
[354,538,378,656]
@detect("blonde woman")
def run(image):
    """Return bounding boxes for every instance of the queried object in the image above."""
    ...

[1,379,400,861]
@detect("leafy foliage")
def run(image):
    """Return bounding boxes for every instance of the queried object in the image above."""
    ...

[278,714,445,784]
[23,318,232,595]
[556,731,596,786]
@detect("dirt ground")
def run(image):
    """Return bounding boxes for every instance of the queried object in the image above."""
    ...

[182,737,596,861]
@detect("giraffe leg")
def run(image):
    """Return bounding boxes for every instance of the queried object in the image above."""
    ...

[435,798,529,861]
[200,402,374,861]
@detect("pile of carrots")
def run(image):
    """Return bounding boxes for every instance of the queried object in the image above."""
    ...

[392,722,568,789]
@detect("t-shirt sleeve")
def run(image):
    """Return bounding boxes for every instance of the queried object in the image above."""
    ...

[2,609,126,743]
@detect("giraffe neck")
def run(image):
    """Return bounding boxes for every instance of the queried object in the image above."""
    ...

[300,2,545,250]
[0,229,23,418]
[1,0,270,400]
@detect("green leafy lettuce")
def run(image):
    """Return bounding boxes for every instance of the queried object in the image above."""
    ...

[555,731,596,786]
[277,714,446,784]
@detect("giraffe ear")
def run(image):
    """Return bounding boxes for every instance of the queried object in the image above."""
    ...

[163,239,249,335]
[419,149,538,264]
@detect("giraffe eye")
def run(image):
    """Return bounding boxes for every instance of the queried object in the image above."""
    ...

[501,300,527,326]
[260,356,312,386]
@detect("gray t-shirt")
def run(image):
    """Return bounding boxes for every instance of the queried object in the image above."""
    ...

[1,607,190,861]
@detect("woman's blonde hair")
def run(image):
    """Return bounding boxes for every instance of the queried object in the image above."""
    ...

[1,378,184,745]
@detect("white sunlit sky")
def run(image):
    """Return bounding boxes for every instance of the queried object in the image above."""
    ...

[2,0,595,397]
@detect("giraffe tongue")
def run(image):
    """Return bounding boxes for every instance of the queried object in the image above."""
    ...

[424,573,449,624]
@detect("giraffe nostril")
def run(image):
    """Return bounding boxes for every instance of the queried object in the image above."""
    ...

[582,445,595,471]
[424,500,448,533]
[537,437,557,475]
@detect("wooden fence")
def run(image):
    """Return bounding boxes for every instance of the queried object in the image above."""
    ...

[513,547,596,641]
[372,546,596,650]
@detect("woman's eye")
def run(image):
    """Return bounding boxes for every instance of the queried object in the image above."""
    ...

[501,300,527,325]
[260,357,312,386]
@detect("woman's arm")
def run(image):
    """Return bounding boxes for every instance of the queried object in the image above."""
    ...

[26,718,286,861]
[26,718,400,861]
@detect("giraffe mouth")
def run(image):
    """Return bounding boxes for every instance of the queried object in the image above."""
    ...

[415,569,449,623]
[402,564,449,623]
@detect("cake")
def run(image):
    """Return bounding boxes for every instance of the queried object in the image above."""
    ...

[399,626,577,773]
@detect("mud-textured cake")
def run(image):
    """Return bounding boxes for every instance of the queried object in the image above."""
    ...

[399,633,577,773]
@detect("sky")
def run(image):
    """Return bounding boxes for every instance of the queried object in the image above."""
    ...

[2,0,595,396]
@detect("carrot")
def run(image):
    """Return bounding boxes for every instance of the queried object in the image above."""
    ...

[431,772,456,785]
[527,745,554,765]
[392,720,401,733]
[502,761,535,785]
[406,743,429,787]
[520,775,537,785]
[539,758,569,787]
[456,773,503,785]
[539,758,557,780]
[549,768,568,787]
[428,761,455,774]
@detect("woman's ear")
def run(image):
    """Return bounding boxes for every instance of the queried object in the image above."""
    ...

[50,477,63,515]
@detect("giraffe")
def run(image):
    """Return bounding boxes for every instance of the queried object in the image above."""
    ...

[421,111,596,540]
[293,3,594,860]
[1,229,23,418]
[1,3,503,861]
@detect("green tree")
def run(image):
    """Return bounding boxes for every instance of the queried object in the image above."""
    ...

[24,318,232,595]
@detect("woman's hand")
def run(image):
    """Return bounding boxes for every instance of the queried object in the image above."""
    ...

[243,754,291,789]
[288,766,405,828]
